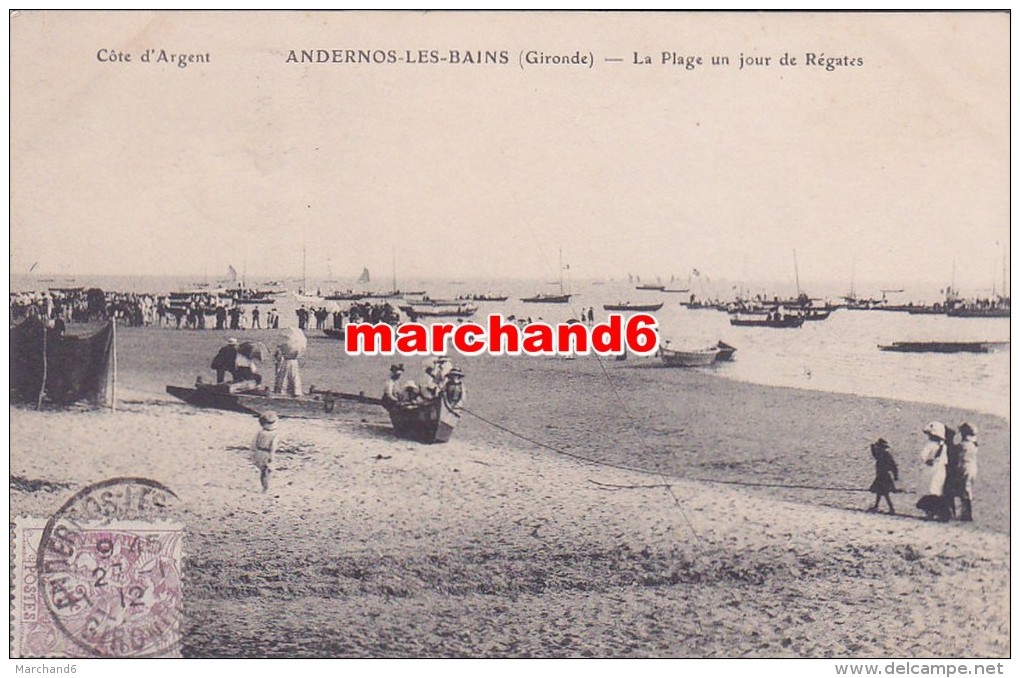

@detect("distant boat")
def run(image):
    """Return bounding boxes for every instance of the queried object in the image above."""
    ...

[523,248,571,304]
[802,309,831,321]
[730,314,804,328]
[660,344,720,367]
[405,303,478,318]
[879,341,1009,354]
[636,284,666,291]
[947,306,1010,318]
[357,267,371,284]
[521,293,571,304]
[663,288,690,294]
[602,302,663,312]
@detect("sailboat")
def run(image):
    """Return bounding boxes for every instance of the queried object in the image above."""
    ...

[522,249,572,304]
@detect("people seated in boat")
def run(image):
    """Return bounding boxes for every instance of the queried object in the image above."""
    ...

[421,358,441,398]
[443,368,465,408]
[234,350,262,385]
[211,338,238,383]
[382,363,405,408]
[402,380,426,406]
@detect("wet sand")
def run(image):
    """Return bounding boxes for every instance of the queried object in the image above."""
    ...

[8,325,1011,657]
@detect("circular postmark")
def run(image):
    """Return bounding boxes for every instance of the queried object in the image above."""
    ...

[35,477,183,657]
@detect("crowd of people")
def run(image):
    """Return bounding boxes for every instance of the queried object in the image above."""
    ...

[867,420,980,522]
[295,301,402,330]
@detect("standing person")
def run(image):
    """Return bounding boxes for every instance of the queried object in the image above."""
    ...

[867,438,898,514]
[251,411,279,493]
[251,307,261,329]
[273,328,305,397]
[382,363,405,407]
[211,338,238,383]
[956,423,979,522]
[917,421,951,521]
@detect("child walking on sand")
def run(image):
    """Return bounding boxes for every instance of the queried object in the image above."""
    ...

[867,438,898,514]
[251,411,280,492]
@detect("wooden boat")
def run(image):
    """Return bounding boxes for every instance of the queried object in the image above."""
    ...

[947,306,1010,318]
[636,284,666,291]
[322,328,345,339]
[166,380,383,420]
[660,345,719,367]
[878,341,1010,354]
[524,248,572,304]
[714,341,737,362]
[602,302,664,312]
[405,304,478,318]
[802,309,831,321]
[520,293,571,304]
[385,395,462,444]
[662,288,691,294]
[729,314,804,328]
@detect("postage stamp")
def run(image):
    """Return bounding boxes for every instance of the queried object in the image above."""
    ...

[12,478,184,658]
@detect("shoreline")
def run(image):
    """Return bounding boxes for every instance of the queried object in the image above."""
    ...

[9,403,1010,657]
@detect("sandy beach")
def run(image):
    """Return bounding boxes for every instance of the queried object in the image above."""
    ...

[9,326,1010,658]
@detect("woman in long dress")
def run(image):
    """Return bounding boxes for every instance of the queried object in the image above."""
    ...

[917,421,950,521]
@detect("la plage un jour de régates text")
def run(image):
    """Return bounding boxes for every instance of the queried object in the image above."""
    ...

[283,49,863,71]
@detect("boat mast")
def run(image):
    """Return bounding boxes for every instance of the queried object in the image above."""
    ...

[392,247,397,294]
[302,209,308,294]
[559,248,565,295]
[793,249,802,297]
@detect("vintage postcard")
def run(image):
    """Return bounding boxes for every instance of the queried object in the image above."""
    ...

[8,10,1010,666]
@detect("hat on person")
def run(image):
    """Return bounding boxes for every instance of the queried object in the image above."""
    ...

[390,363,405,375]
[227,338,238,345]
[448,368,465,379]
[959,422,977,438]
[259,411,279,429]
[922,421,946,441]
[403,380,419,391]
[873,438,889,450]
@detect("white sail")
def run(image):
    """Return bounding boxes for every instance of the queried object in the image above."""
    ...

[357,267,370,284]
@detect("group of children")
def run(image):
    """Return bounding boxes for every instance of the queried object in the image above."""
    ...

[381,357,466,409]
[867,420,980,522]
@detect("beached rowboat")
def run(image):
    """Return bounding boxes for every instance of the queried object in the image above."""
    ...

[660,345,720,367]
[166,380,383,419]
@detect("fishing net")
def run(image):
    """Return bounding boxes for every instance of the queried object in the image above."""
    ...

[10,317,114,406]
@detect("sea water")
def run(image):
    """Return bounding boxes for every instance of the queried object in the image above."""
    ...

[10,274,1009,419]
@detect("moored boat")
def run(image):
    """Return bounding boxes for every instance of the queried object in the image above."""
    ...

[520,293,571,304]
[636,284,666,291]
[729,314,804,328]
[602,302,664,312]
[878,341,1009,354]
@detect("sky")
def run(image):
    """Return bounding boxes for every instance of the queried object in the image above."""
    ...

[9,11,1010,295]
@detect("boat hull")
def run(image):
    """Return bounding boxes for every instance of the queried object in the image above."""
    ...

[602,302,664,312]
[386,397,461,444]
[878,341,1010,354]
[521,294,571,304]
[729,316,805,328]
[166,384,384,419]
[660,347,719,367]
